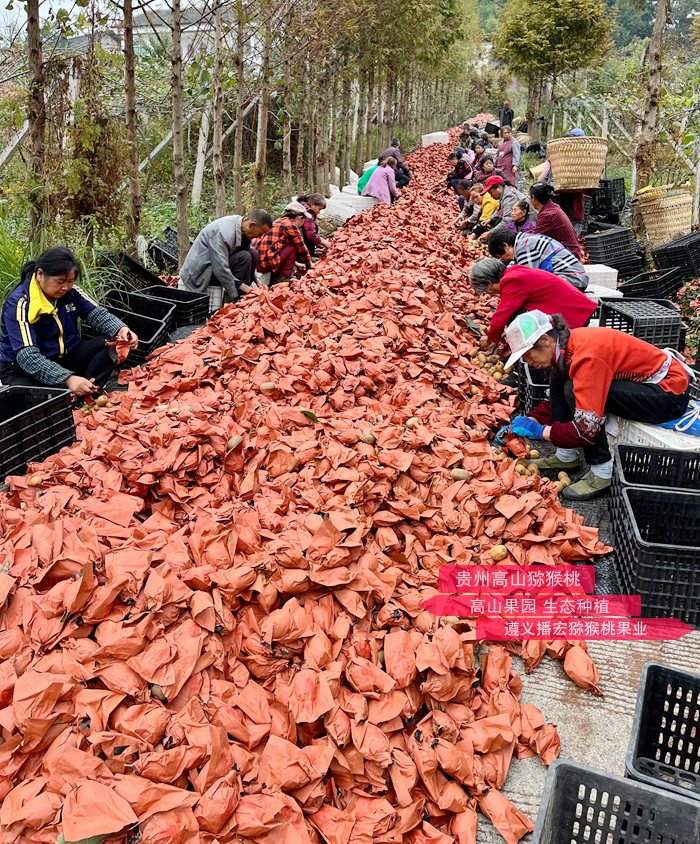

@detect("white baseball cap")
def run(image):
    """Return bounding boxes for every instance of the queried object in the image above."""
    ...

[503,310,553,370]
[284,201,312,218]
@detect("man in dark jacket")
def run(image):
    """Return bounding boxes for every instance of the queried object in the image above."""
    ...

[499,100,514,128]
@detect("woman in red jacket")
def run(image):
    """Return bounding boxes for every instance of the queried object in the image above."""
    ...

[501,310,692,501]
[529,182,582,260]
[469,259,596,344]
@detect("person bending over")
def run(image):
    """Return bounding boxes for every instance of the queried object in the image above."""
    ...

[180,209,273,301]
[487,226,588,290]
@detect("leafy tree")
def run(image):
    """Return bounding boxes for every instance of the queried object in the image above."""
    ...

[494,0,612,138]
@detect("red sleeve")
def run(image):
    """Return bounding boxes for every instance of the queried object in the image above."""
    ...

[303,216,321,246]
[290,222,311,264]
[549,420,592,448]
[487,280,528,343]
[529,400,551,424]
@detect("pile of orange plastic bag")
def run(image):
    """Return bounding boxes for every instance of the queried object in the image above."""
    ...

[0,134,608,844]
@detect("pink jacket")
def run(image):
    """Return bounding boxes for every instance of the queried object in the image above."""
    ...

[362,164,400,206]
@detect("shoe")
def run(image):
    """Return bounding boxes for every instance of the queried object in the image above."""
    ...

[530,454,581,472]
[562,470,611,501]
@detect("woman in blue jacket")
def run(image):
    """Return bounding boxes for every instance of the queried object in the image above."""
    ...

[0,247,138,397]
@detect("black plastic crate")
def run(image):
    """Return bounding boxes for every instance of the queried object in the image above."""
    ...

[82,307,168,367]
[599,298,686,350]
[100,251,166,291]
[611,487,700,625]
[585,227,635,262]
[609,255,646,279]
[611,446,700,525]
[148,240,179,273]
[653,233,700,281]
[140,285,208,326]
[618,267,684,299]
[626,663,700,801]
[0,387,76,479]
[104,290,175,331]
[516,361,550,414]
[591,177,626,215]
[532,759,700,844]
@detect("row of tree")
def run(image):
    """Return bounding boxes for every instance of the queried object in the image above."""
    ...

[18,0,482,259]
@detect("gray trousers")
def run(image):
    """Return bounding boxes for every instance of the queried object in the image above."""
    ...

[213,246,259,298]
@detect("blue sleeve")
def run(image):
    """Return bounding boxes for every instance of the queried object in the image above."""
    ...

[4,294,38,354]
[72,286,99,319]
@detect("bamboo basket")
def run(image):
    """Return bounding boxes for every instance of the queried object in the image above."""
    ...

[547,137,609,190]
[636,187,693,246]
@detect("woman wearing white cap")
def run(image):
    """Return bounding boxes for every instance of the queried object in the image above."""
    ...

[256,202,313,285]
[502,310,692,500]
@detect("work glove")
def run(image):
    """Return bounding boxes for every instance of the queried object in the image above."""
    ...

[509,416,546,440]
[493,425,509,446]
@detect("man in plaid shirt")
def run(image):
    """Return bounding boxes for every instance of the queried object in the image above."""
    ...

[256,202,312,284]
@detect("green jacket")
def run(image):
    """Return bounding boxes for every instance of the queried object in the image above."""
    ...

[358,165,378,193]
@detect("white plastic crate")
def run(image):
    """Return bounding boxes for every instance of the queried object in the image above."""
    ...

[607,414,700,452]
[208,285,224,314]
[584,264,618,290]
[422,131,450,146]
[585,284,623,302]
[334,194,379,211]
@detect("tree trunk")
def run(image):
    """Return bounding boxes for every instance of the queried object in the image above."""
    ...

[328,71,338,187]
[526,74,544,143]
[635,0,670,190]
[338,60,352,186]
[212,0,226,216]
[305,65,316,189]
[191,105,211,207]
[282,79,293,196]
[354,68,367,174]
[295,73,306,188]
[253,25,271,207]
[375,73,383,153]
[171,0,189,263]
[123,0,141,252]
[383,74,393,148]
[315,71,328,191]
[233,0,245,211]
[27,0,45,242]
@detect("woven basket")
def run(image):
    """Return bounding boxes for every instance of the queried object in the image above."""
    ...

[637,188,693,246]
[547,137,609,190]
[529,161,547,181]
[636,184,675,203]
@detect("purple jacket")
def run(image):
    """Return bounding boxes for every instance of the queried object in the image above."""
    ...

[362,164,400,205]
[379,146,404,165]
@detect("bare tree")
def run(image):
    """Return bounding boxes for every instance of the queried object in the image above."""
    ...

[171,0,189,262]
[635,0,671,190]
[26,0,45,241]
[253,21,271,207]
[233,0,245,210]
[212,0,226,215]
[123,0,142,251]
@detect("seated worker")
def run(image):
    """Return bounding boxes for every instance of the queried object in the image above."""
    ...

[297,193,331,258]
[474,156,506,185]
[446,152,471,191]
[468,184,500,239]
[0,247,138,397]
[362,157,401,205]
[530,182,582,259]
[180,209,273,300]
[501,310,692,500]
[452,179,475,225]
[256,202,313,284]
[481,175,533,232]
[469,259,596,344]
[487,226,589,290]
[504,199,536,234]
[358,160,379,193]
[379,139,411,188]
